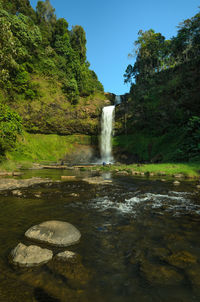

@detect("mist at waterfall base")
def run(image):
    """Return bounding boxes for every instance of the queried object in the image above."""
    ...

[99,95,121,164]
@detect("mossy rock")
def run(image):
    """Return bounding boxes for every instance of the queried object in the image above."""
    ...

[47,252,91,289]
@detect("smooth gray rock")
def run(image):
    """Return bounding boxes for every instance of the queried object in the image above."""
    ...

[11,243,53,267]
[25,220,81,247]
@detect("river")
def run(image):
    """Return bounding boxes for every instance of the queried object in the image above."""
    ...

[0,169,200,302]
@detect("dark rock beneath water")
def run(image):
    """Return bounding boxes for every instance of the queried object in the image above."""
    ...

[48,250,90,288]
[140,260,184,285]
[25,220,81,247]
[11,243,53,267]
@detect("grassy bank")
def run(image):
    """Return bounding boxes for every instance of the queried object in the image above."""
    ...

[98,163,200,178]
[0,132,95,171]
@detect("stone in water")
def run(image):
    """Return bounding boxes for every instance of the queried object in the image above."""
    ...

[25,220,81,247]
[11,243,53,267]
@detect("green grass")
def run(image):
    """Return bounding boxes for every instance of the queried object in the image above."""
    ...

[0,132,94,171]
[98,162,200,178]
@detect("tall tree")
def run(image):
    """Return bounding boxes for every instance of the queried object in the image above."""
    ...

[70,25,87,64]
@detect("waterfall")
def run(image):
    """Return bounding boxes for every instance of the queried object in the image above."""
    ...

[100,105,115,163]
[100,95,121,163]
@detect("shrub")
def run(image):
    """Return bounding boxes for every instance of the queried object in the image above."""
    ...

[0,103,22,156]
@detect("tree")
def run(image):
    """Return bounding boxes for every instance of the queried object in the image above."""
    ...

[171,11,200,64]
[70,25,87,64]
[36,0,56,24]
[36,0,56,45]
[124,29,170,83]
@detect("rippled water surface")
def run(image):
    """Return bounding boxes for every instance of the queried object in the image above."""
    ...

[0,169,200,302]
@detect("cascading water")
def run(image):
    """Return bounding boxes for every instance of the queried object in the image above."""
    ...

[100,95,121,163]
[100,105,115,163]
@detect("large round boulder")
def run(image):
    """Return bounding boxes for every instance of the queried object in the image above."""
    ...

[25,220,81,247]
[11,243,53,267]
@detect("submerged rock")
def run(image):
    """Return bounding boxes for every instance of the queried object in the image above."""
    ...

[186,265,200,287]
[48,250,90,288]
[11,243,53,267]
[166,251,197,269]
[25,220,81,247]
[140,261,183,285]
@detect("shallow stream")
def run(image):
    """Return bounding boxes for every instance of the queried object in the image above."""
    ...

[0,169,200,302]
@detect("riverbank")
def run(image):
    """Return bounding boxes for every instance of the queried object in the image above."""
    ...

[0,132,98,172]
[96,163,200,179]
[0,160,199,180]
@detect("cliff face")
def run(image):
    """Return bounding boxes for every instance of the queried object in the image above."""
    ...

[10,77,110,136]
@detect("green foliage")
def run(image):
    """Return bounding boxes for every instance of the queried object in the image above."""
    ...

[62,78,79,104]
[174,116,200,162]
[124,9,200,162]
[3,132,94,167]
[1,0,36,20]
[70,25,87,64]
[125,10,200,84]
[0,0,103,104]
[0,104,22,155]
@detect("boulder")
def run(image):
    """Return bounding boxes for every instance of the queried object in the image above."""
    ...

[56,250,79,263]
[12,190,23,197]
[83,176,112,185]
[173,180,180,186]
[25,220,81,247]
[48,250,90,288]
[174,174,184,178]
[116,170,129,176]
[61,175,76,181]
[11,243,53,267]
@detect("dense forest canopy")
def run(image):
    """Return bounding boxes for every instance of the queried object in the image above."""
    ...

[0,0,104,157]
[0,0,103,101]
[123,9,200,162]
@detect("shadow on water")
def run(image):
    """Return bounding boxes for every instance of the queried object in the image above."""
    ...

[0,169,200,301]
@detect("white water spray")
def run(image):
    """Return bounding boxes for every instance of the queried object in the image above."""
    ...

[100,95,121,163]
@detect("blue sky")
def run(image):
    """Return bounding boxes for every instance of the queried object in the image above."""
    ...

[30,0,199,95]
